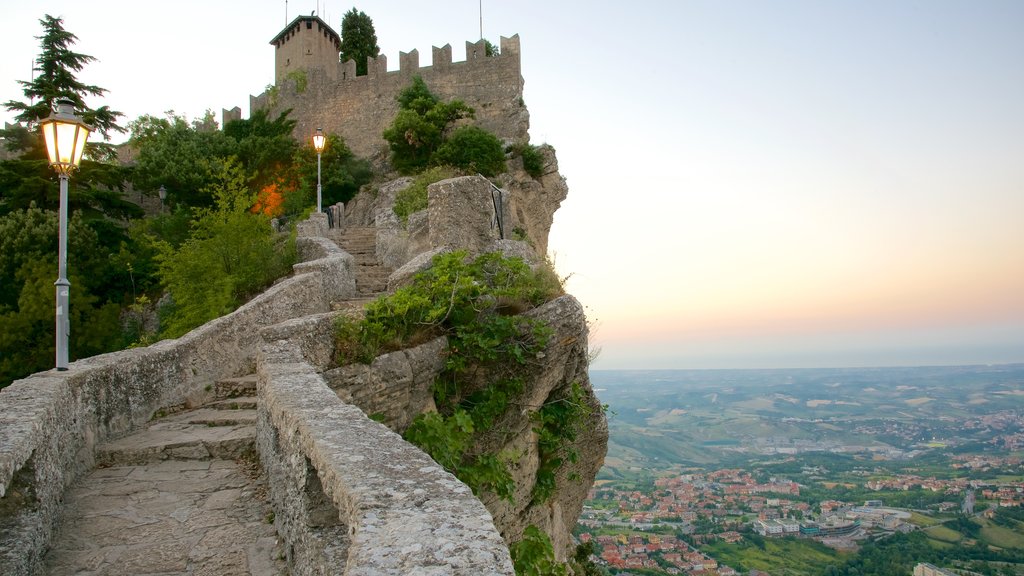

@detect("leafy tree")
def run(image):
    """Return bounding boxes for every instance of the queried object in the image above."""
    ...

[382,77,473,174]
[223,108,298,192]
[0,207,129,387]
[155,159,295,338]
[129,113,237,208]
[339,8,380,76]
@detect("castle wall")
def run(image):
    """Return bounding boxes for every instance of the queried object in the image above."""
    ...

[249,35,529,160]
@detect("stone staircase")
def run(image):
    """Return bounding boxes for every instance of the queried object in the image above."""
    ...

[43,375,285,576]
[330,225,392,297]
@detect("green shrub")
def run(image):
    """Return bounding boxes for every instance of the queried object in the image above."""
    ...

[156,160,296,338]
[392,166,459,225]
[508,142,546,179]
[510,526,569,576]
[333,251,565,501]
[433,125,507,177]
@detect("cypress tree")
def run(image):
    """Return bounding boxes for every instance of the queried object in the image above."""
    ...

[339,8,380,76]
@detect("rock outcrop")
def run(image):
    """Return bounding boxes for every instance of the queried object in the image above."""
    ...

[335,157,606,560]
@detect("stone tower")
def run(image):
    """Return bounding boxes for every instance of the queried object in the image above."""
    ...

[271,15,341,85]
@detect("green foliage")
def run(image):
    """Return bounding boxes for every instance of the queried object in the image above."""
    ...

[335,251,565,500]
[508,142,546,179]
[382,77,474,174]
[510,525,568,576]
[571,541,609,576]
[0,207,130,387]
[531,382,592,503]
[484,39,500,57]
[2,14,124,153]
[223,108,298,192]
[129,113,237,208]
[155,160,295,338]
[293,133,372,209]
[1,15,135,219]
[392,166,458,225]
[339,8,380,76]
[434,126,507,177]
[284,69,308,93]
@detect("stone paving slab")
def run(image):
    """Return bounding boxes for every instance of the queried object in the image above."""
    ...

[96,424,256,466]
[43,459,285,575]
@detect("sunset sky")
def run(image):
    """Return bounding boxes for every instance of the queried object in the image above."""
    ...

[2,1,1022,369]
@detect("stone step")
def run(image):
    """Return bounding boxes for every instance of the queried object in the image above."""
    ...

[215,374,257,400]
[96,423,255,467]
[207,396,258,410]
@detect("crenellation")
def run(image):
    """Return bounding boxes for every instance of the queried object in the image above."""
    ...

[367,53,388,79]
[499,34,520,55]
[398,49,419,73]
[340,58,356,80]
[234,13,526,159]
[466,38,487,60]
[432,43,453,68]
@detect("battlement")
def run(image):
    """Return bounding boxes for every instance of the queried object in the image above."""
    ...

[242,25,529,159]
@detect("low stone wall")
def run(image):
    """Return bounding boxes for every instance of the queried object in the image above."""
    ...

[256,339,515,576]
[0,217,353,576]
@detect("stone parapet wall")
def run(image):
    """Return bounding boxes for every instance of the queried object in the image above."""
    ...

[0,216,350,576]
[257,339,515,575]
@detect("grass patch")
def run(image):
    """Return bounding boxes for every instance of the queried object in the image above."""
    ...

[926,525,963,543]
[702,535,846,575]
[392,166,459,225]
[910,512,942,527]
[980,520,1024,549]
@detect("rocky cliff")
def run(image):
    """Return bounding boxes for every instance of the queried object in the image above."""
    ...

[335,158,608,562]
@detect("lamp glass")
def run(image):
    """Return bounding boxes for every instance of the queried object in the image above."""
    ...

[41,117,90,170]
[312,129,326,153]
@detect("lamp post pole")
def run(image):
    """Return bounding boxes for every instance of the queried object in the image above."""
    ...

[55,173,70,370]
[313,128,325,213]
[158,184,167,214]
[40,99,90,371]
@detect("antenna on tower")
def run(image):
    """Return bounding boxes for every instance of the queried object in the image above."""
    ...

[285,0,288,25]
[479,0,483,40]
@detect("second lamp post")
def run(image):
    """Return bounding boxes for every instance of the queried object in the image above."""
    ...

[312,128,325,213]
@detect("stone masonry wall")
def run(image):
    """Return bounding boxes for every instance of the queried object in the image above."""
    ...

[0,216,351,576]
[247,35,529,159]
[257,339,515,575]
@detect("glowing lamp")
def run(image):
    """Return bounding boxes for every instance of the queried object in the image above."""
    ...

[40,99,91,175]
[312,127,326,153]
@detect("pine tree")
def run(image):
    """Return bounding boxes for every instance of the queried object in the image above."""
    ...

[0,14,137,220]
[3,15,124,142]
[339,8,380,76]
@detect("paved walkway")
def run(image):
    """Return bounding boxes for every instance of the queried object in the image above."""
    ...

[44,459,281,575]
[42,376,285,575]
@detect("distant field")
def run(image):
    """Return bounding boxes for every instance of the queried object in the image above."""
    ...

[909,512,942,527]
[702,537,846,575]
[980,520,1024,549]
[926,525,962,543]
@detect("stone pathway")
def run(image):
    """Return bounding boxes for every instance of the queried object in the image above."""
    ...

[329,225,392,297]
[43,376,285,575]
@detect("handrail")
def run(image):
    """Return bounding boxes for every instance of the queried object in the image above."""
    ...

[480,174,505,240]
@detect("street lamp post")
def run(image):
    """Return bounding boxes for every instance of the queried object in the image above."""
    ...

[40,99,90,371]
[158,185,167,213]
[312,128,326,213]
